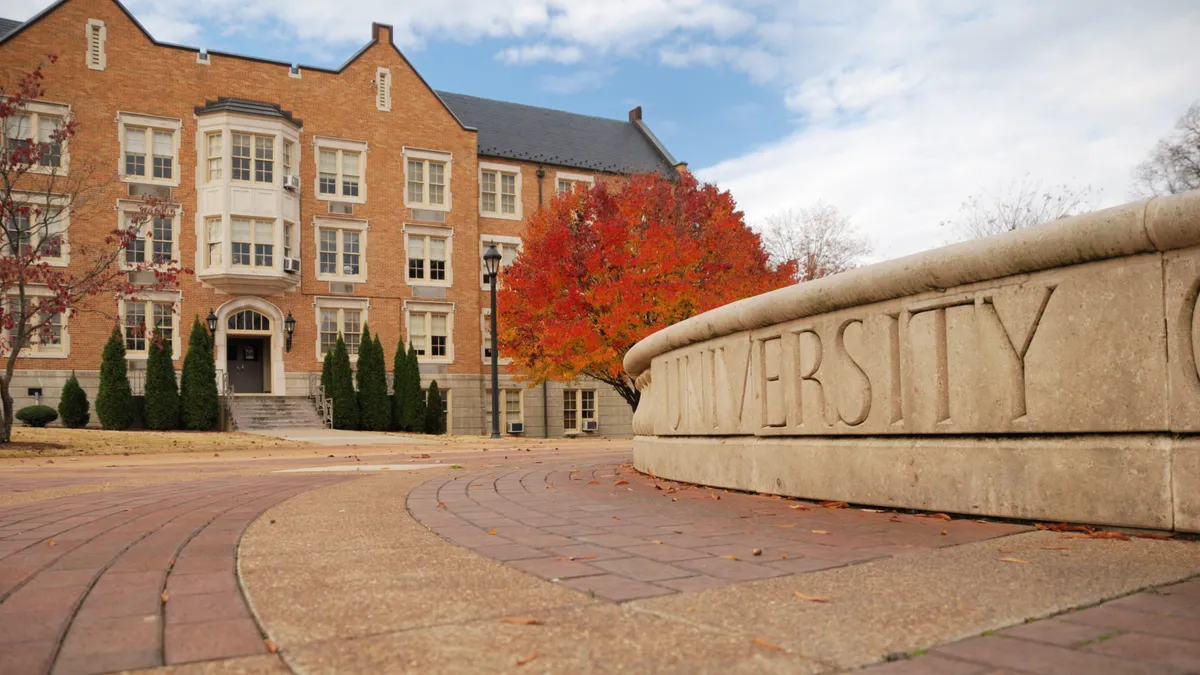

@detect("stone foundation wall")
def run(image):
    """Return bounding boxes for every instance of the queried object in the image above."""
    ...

[625,190,1200,532]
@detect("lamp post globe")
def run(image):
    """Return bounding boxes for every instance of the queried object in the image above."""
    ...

[205,309,218,334]
[483,244,503,439]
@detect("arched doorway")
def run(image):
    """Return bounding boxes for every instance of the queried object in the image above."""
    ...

[215,299,286,395]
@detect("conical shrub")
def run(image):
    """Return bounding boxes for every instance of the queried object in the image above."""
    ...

[58,371,90,428]
[144,334,180,430]
[330,335,359,430]
[96,326,133,430]
[424,380,445,434]
[180,317,219,430]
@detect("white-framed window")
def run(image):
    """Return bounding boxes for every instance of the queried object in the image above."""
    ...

[405,301,453,363]
[480,308,513,365]
[86,19,106,70]
[485,388,524,433]
[313,137,367,203]
[404,148,451,211]
[376,67,392,112]
[4,290,69,358]
[479,162,521,220]
[205,132,223,182]
[313,297,368,360]
[118,113,181,186]
[555,171,594,195]
[283,221,296,261]
[120,293,180,359]
[563,389,597,432]
[479,235,521,289]
[119,201,179,269]
[282,140,295,180]
[4,196,68,265]
[3,101,69,172]
[204,216,222,269]
[227,132,274,184]
[230,217,275,268]
[314,217,366,281]
[404,224,452,287]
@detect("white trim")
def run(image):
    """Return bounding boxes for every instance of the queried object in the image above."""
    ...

[478,161,523,221]
[215,297,287,394]
[86,20,106,71]
[480,308,512,366]
[404,300,455,364]
[313,296,370,362]
[116,199,182,271]
[403,223,453,288]
[5,286,70,359]
[119,291,182,361]
[375,67,392,112]
[403,147,453,212]
[312,216,368,283]
[117,112,183,188]
[5,100,72,175]
[479,234,521,291]
[313,137,368,204]
[7,191,71,267]
[562,387,599,433]
[555,171,595,194]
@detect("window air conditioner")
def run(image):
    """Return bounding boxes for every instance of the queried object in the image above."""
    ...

[582,420,598,432]
[283,174,300,191]
[506,421,524,434]
[283,257,301,273]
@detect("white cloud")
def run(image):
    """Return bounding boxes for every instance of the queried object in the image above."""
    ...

[697,1,1200,258]
[538,68,612,94]
[496,43,583,65]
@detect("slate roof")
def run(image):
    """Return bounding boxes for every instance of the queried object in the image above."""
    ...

[0,17,22,40]
[436,91,678,175]
[194,97,302,127]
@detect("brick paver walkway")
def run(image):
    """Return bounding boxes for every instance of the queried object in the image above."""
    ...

[0,474,346,675]
[860,576,1200,674]
[409,462,1032,602]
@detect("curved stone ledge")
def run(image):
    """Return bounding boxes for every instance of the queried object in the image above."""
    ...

[625,190,1200,378]
[626,191,1200,531]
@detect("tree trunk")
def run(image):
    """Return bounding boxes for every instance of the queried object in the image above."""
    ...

[0,376,13,444]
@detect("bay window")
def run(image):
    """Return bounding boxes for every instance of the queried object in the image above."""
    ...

[229,133,274,184]
[206,132,222,181]
[230,218,275,268]
[479,162,521,219]
[254,135,274,183]
[205,217,222,268]
[404,148,451,210]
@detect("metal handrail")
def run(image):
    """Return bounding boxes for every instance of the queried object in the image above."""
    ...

[307,372,333,428]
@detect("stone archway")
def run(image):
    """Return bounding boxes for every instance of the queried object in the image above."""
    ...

[215,298,287,395]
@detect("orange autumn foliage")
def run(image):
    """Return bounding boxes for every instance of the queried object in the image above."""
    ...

[497,172,796,410]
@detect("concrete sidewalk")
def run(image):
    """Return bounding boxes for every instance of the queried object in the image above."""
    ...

[237,468,1200,674]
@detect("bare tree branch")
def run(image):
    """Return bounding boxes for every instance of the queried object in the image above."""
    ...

[1134,102,1200,197]
[760,202,872,282]
[943,176,1098,242]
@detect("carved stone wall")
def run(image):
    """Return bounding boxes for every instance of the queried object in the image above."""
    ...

[626,191,1200,531]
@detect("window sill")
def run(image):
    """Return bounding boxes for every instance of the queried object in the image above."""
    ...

[405,279,452,288]
[417,357,454,365]
[405,202,450,213]
[480,211,522,222]
[316,274,367,284]
[125,354,180,361]
[317,193,366,205]
[20,351,68,359]
[26,165,69,176]
[120,175,180,188]
[481,358,513,366]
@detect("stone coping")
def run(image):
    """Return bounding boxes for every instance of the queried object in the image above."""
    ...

[624,190,1200,377]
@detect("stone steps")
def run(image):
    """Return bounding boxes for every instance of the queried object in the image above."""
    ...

[229,396,324,430]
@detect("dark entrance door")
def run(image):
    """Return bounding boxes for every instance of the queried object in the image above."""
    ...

[227,336,268,393]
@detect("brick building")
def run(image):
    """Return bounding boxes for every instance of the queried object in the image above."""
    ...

[0,0,681,435]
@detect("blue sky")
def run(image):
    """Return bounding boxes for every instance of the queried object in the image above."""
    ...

[6,0,1200,257]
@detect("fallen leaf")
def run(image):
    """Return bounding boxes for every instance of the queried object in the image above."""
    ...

[614,480,629,486]
[1037,522,1094,533]
[47,538,56,547]
[752,548,763,556]
[793,592,833,603]
[557,555,597,561]
[1086,531,1132,541]
[811,529,831,535]
[650,540,663,545]
[612,516,620,520]
[918,513,952,521]
[753,637,785,653]
[788,504,811,511]
[820,501,848,509]
[1135,533,1174,540]
[711,491,722,500]
[516,651,538,666]
[587,481,600,485]
[780,554,788,559]
[487,528,497,535]
[999,557,1030,564]
[160,592,169,603]
[1041,545,1072,550]
[721,554,738,560]
[264,639,278,654]
[775,523,798,529]
[940,530,948,536]
[436,502,446,509]
[861,508,885,513]
[502,617,541,625]
[888,516,904,523]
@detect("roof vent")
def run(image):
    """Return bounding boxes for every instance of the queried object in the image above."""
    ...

[197,49,209,65]
[289,64,301,79]
[86,19,106,71]
[376,68,391,111]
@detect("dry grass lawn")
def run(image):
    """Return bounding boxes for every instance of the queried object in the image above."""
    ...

[2,427,304,458]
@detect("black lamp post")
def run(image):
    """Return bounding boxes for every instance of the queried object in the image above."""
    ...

[483,243,503,439]
[205,309,218,334]
[284,312,296,352]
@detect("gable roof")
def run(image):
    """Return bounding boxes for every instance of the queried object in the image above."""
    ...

[436,91,678,175]
[0,17,21,40]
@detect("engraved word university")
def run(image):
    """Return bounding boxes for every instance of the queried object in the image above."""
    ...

[651,257,1168,437]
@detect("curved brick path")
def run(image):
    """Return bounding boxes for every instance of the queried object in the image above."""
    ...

[408,462,1032,602]
[0,474,346,675]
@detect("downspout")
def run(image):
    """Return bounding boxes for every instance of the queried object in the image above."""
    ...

[536,165,549,438]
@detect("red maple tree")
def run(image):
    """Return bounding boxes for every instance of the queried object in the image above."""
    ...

[1,57,183,442]
[497,171,796,411]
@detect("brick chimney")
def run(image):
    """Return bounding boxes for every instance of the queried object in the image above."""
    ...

[628,106,643,123]
[372,23,393,43]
